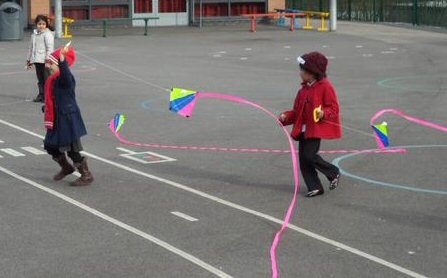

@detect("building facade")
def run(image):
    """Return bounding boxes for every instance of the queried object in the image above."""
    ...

[15,0,281,27]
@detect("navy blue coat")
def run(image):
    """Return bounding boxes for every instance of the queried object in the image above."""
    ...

[44,60,87,147]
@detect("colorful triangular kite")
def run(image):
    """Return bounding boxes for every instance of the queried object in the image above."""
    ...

[169,88,198,118]
[372,121,389,148]
[110,113,127,133]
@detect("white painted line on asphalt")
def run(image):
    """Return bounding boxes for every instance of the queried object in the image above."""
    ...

[1,148,26,157]
[0,165,232,278]
[0,155,3,158]
[21,146,46,155]
[245,48,252,51]
[80,154,430,278]
[171,211,199,222]
[381,51,395,54]
[0,118,429,278]
[0,140,4,143]
[362,54,374,57]
[120,151,176,164]
[356,45,364,48]
[284,45,291,49]
[116,147,137,154]
[240,57,248,61]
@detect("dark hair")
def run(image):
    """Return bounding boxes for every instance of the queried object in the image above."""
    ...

[35,15,54,31]
[299,64,325,81]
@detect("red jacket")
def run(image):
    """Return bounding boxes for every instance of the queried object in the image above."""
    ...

[281,78,342,140]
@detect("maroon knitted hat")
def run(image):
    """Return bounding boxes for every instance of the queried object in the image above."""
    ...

[297,51,328,77]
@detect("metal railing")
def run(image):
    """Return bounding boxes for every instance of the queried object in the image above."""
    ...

[286,0,447,27]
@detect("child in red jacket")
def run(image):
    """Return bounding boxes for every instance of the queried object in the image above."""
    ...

[279,52,342,197]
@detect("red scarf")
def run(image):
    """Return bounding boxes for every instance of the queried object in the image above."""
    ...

[44,72,60,130]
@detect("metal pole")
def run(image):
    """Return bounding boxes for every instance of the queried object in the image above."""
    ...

[379,0,384,22]
[228,0,231,18]
[89,0,92,21]
[191,0,195,25]
[54,0,63,38]
[199,0,203,28]
[348,0,351,21]
[373,0,376,22]
[329,0,336,31]
[412,0,418,26]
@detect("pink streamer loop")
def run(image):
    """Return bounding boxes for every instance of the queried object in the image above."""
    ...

[371,109,447,132]
[112,98,447,277]
[113,131,403,155]
[198,93,298,278]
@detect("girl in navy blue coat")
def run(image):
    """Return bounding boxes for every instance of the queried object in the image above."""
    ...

[43,45,93,186]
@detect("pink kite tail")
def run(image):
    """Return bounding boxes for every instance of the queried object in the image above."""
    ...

[199,92,299,278]
[371,109,447,132]
[371,109,447,149]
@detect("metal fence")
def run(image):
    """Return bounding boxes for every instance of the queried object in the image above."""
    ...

[286,0,447,27]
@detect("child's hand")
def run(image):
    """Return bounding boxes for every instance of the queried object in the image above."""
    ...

[25,61,32,70]
[60,41,71,62]
[279,113,286,123]
[60,49,66,62]
[316,109,324,120]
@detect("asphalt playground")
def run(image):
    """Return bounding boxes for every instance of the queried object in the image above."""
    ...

[0,22,446,278]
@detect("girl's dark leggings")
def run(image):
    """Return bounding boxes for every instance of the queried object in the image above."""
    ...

[46,147,82,164]
[298,134,340,191]
[34,63,48,95]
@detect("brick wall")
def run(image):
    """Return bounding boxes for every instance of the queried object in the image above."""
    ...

[268,0,285,12]
[28,0,50,26]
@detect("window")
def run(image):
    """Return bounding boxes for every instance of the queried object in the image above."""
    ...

[159,0,186,13]
[135,0,153,13]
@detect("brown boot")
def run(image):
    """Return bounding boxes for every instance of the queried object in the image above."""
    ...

[53,154,75,181]
[71,157,94,186]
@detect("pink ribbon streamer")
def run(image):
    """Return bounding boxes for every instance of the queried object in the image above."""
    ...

[371,109,447,132]
[197,93,298,278]
[113,101,447,277]
[113,130,404,154]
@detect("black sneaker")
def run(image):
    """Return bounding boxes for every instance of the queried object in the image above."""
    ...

[329,174,341,190]
[306,189,324,198]
[33,95,44,103]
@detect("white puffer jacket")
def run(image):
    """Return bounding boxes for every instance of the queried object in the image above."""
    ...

[27,29,54,64]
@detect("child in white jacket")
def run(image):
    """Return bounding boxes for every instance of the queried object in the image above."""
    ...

[26,15,54,103]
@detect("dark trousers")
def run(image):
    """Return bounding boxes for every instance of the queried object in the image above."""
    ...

[34,63,48,98]
[46,146,83,164]
[299,134,339,191]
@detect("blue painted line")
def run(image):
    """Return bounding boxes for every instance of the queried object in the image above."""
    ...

[332,145,447,195]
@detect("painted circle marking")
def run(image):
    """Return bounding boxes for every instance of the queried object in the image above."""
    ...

[377,75,447,93]
[332,145,447,195]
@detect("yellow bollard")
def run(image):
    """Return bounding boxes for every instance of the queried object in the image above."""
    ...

[303,12,313,30]
[318,13,329,32]
[62,17,75,38]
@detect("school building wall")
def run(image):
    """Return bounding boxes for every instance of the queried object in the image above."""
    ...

[22,0,285,26]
